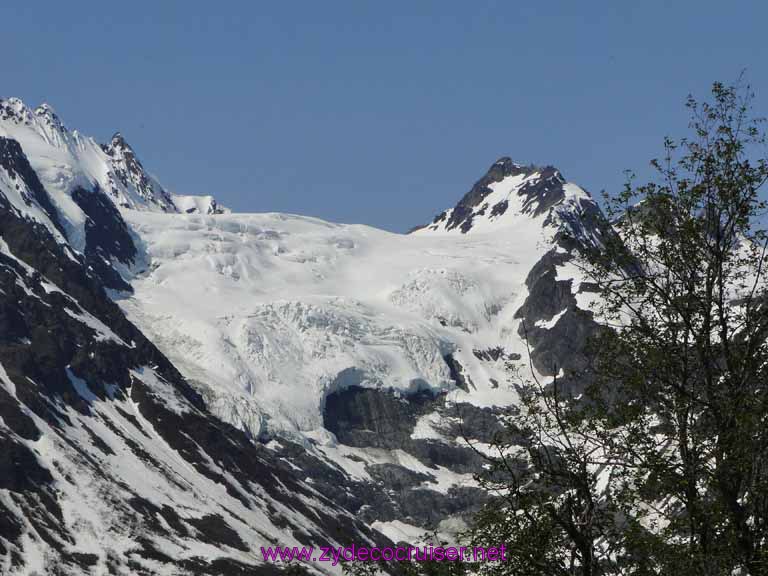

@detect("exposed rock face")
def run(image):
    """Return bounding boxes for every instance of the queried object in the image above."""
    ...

[71,186,138,291]
[324,386,435,449]
[102,133,176,211]
[420,158,574,234]
[324,386,489,473]
[439,158,530,233]
[442,354,474,392]
[320,386,492,528]
[511,244,606,390]
[0,99,37,127]
[0,137,62,231]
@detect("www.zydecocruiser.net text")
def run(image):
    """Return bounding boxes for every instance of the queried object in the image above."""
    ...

[261,544,508,565]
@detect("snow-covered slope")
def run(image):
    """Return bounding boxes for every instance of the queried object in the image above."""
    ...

[0,100,390,575]
[0,97,229,292]
[0,98,228,244]
[0,99,611,572]
[111,156,610,542]
[120,210,543,438]
[0,219,385,575]
[0,99,176,212]
[115,156,606,442]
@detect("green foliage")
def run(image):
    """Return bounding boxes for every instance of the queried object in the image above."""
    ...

[585,79,768,575]
[469,80,768,576]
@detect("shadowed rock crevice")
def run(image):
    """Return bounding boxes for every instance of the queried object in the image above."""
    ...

[71,185,137,291]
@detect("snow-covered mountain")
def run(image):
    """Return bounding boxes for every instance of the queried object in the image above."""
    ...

[118,155,605,445]
[0,98,609,574]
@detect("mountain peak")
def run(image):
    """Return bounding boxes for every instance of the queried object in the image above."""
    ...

[108,131,128,147]
[413,157,577,235]
[100,131,177,211]
[487,156,529,179]
[0,97,228,216]
[104,131,134,157]
[34,102,67,134]
[0,98,67,131]
[0,97,72,149]
[0,97,34,125]
[34,102,57,116]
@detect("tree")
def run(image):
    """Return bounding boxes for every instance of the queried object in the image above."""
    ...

[470,80,768,576]
[467,363,621,576]
[581,80,768,575]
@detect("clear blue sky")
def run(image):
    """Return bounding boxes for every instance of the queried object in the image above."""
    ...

[4,1,767,231]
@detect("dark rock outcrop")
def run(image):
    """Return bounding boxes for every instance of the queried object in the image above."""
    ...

[0,137,63,233]
[320,385,501,528]
[101,132,175,211]
[71,186,137,291]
